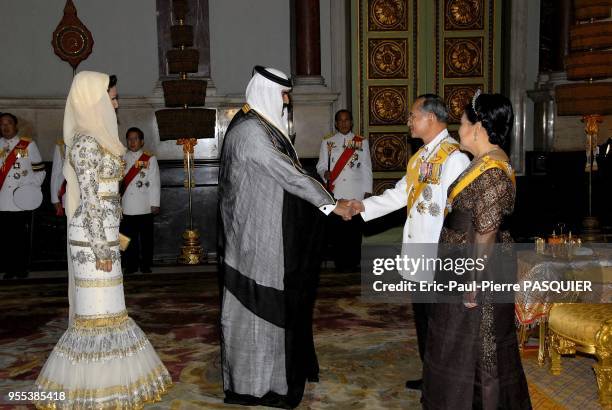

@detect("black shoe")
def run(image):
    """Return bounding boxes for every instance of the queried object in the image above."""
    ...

[405,378,423,390]
[140,267,152,274]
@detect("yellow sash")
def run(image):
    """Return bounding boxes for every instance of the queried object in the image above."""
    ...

[445,155,515,216]
[406,141,460,212]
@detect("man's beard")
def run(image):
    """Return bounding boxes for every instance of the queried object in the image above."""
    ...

[282,103,296,142]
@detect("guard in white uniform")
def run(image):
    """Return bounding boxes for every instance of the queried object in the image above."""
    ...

[352,95,470,390]
[316,109,373,272]
[50,138,66,216]
[120,127,160,274]
[0,113,46,279]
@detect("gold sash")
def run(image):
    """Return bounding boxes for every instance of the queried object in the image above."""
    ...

[445,155,515,216]
[406,141,460,212]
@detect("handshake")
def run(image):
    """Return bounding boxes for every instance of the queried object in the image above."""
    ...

[332,199,364,221]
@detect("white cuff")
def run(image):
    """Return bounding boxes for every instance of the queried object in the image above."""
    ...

[319,203,337,215]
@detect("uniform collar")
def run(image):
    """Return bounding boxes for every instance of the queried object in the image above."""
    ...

[336,131,354,139]
[421,129,448,154]
[128,148,143,157]
[2,135,19,146]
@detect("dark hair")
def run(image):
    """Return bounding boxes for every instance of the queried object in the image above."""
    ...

[126,127,144,140]
[0,112,18,125]
[334,109,353,123]
[464,93,514,147]
[416,94,448,123]
[108,74,117,90]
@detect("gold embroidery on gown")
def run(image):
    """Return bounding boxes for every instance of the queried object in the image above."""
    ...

[33,135,171,409]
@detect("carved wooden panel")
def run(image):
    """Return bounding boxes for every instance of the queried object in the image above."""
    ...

[369,133,410,171]
[444,84,484,123]
[374,178,400,195]
[444,37,484,78]
[368,0,409,31]
[368,86,408,126]
[368,39,408,79]
[444,0,484,30]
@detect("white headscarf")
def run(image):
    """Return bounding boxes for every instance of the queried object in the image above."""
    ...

[63,71,126,220]
[245,67,292,137]
[62,71,126,325]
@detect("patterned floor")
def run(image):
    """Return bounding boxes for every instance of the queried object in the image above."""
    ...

[0,269,603,409]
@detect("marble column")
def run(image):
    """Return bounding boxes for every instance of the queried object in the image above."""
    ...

[508,0,543,173]
[552,0,573,72]
[294,0,325,86]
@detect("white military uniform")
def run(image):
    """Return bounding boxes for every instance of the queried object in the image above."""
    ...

[50,139,66,207]
[361,129,470,281]
[121,149,160,215]
[0,135,45,211]
[316,131,373,200]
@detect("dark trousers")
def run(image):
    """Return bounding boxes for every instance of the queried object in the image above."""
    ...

[120,214,154,272]
[328,213,363,271]
[0,211,32,277]
[412,302,430,363]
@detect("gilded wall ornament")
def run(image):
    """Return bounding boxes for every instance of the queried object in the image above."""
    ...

[444,84,483,123]
[51,0,94,70]
[445,0,484,30]
[444,37,483,78]
[374,179,398,195]
[369,39,408,79]
[370,133,409,171]
[369,86,408,125]
[369,0,408,31]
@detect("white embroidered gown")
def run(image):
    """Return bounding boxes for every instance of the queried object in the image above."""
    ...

[34,135,171,409]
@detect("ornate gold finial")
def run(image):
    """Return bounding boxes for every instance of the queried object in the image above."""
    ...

[177,137,198,155]
[582,114,603,173]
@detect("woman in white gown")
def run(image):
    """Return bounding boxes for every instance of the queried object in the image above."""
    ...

[34,71,171,409]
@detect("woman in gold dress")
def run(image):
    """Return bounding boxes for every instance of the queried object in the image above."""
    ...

[422,92,531,409]
[33,72,171,409]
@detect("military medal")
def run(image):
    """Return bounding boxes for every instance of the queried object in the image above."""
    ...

[349,152,359,168]
[416,201,427,214]
[423,185,433,201]
[419,162,432,183]
[429,203,441,216]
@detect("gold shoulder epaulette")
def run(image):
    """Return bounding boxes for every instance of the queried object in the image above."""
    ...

[322,132,334,140]
[56,138,65,145]
[242,103,251,113]
[440,141,460,154]
[20,136,32,142]
[144,150,155,157]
